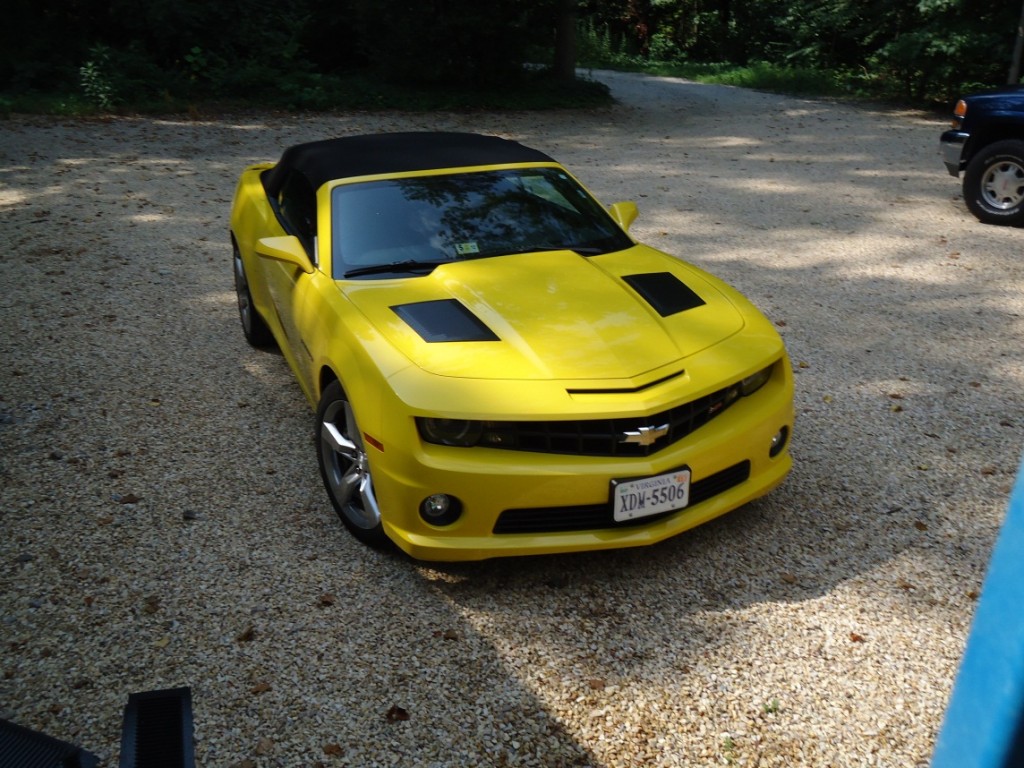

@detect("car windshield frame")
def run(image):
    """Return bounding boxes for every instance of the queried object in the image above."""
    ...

[330,166,633,279]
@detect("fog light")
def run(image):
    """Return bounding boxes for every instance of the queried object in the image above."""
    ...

[419,494,462,526]
[769,426,789,458]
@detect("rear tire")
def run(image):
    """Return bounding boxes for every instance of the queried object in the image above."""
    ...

[233,242,274,347]
[316,381,390,549]
[963,140,1024,226]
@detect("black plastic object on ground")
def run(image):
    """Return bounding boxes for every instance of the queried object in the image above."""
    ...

[118,687,195,768]
[0,718,99,767]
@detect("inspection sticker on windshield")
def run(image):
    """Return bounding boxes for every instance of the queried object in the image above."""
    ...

[455,242,480,256]
[612,468,691,522]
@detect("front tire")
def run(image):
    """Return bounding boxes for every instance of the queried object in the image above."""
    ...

[316,381,390,548]
[233,242,274,347]
[963,140,1024,226]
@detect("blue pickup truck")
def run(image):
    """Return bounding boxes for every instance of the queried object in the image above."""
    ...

[940,85,1024,225]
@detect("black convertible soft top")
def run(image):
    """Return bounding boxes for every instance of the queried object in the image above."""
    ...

[261,132,556,197]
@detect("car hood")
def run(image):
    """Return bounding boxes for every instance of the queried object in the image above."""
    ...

[342,246,746,381]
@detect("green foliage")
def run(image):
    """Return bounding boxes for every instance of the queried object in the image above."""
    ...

[576,21,622,67]
[575,0,1021,104]
[721,735,738,764]
[2,0,606,111]
[1,0,1020,112]
[705,62,846,96]
[629,59,849,97]
[183,47,210,82]
[79,45,117,110]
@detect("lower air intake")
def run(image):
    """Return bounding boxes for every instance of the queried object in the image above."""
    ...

[494,460,751,534]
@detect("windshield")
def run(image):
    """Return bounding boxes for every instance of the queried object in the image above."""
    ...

[330,167,633,278]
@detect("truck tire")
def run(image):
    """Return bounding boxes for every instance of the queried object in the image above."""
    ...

[963,139,1024,226]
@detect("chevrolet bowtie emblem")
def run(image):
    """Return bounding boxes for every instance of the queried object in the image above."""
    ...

[620,423,670,446]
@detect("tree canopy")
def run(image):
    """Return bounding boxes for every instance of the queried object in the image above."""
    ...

[1,0,1019,109]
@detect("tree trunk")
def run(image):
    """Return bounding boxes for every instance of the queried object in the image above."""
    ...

[1011,0,1024,84]
[553,0,577,82]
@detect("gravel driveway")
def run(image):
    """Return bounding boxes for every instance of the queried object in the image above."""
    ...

[2,70,1022,767]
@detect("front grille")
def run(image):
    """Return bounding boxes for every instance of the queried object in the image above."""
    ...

[493,460,750,534]
[490,383,739,457]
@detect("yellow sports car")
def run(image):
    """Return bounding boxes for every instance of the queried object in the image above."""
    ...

[230,132,793,561]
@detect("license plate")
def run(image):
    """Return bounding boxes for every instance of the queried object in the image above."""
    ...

[612,467,691,522]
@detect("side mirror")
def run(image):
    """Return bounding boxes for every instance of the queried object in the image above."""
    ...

[608,201,639,232]
[255,235,315,274]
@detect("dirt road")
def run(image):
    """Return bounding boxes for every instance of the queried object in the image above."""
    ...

[1,71,1021,766]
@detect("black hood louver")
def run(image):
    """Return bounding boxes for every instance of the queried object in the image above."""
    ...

[392,299,499,343]
[623,272,706,317]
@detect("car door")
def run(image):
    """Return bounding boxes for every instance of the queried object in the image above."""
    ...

[264,171,319,398]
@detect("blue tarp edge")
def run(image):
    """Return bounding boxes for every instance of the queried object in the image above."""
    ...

[932,452,1024,768]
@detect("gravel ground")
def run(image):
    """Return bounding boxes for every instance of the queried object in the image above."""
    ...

[1,70,1022,767]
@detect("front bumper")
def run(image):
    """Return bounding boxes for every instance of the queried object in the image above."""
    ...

[367,363,795,561]
[940,130,969,177]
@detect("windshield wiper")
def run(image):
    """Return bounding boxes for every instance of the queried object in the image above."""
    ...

[343,260,450,278]
[480,244,605,258]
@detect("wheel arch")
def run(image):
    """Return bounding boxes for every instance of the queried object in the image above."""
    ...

[319,366,342,401]
[965,122,1024,165]
[314,355,389,452]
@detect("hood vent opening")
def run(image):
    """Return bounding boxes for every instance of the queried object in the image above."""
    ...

[623,272,706,317]
[392,299,499,343]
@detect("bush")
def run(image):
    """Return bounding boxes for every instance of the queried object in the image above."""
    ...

[79,45,116,109]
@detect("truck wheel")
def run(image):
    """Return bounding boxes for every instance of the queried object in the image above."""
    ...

[963,139,1024,226]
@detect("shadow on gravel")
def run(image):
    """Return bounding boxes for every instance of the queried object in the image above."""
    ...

[0,124,605,766]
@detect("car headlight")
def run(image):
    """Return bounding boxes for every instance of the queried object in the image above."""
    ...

[417,418,485,447]
[418,418,519,448]
[740,363,775,396]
